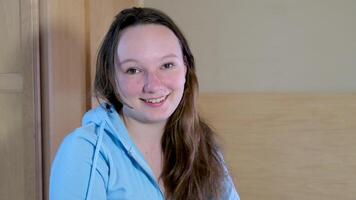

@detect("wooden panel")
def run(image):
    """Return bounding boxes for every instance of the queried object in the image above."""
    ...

[21,0,42,199]
[0,0,41,199]
[40,1,139,199]
[198,93,356,200]
[0,0,21,73]
[89,0,141,107]
[40,0,141,162]
[0,73,23,92]
[40,0,87,164]
[0,94,25,200]
[40,1,87,199]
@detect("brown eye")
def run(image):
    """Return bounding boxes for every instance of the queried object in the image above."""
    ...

[162,63,175,69]
[126,68,141,74]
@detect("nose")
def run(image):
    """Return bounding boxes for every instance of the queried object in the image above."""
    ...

[143,71,163,93]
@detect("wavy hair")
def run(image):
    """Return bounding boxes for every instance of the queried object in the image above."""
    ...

[94,7,226,200]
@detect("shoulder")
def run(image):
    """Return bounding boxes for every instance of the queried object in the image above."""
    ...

[219,154,240,200]
[50,123,111,199]
[55,120,122,162]
[63,123,98,146]
[52,124,103,166]
[51,123,113,181]
[56,124,98,155]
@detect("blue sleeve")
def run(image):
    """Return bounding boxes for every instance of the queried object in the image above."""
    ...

[219,152,240,200]
[222,173,240,200]
[49,130,109,200]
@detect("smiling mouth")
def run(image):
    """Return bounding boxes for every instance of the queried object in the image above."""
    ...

[140,95,168,104]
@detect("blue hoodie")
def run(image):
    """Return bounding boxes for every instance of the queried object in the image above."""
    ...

[50,104,240,200]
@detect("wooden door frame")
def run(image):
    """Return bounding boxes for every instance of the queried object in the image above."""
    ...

[22,0,42,199]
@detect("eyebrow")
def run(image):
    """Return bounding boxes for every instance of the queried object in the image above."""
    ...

[161,53,179,60]
[118,58,138,66]
[118,53,179,66]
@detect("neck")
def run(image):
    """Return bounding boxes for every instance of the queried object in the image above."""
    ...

[121,114,166,148]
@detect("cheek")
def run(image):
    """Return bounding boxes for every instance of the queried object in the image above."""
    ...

[117,75,143,98]
[164,70,186,90]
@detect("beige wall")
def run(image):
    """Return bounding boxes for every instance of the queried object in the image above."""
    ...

[143,1,356,199]
[144,0,356,92]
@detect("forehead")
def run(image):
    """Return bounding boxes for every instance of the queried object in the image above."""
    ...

[116,24,183,60]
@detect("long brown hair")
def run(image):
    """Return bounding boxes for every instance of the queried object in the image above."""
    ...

[94,7,226,200]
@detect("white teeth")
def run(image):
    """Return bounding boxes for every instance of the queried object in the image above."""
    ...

[144,96,166,103]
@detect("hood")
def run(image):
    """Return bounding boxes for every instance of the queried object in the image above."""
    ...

[81,103,135,153]
[81,103,137,200]
[81,103,114,126]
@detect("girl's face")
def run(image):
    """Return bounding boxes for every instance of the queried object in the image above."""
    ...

[116,24,187,124]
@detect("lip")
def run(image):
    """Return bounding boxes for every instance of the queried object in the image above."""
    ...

[140,94,169,107]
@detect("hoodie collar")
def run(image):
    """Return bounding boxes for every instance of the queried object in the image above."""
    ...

[81,103,134,154]
[81,103,164,196]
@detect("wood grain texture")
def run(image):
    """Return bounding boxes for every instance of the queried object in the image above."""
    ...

[0,0,41,199]
[0,73,23,92]
[198,93,356,200]
[0,0,21,73]
[0,94,25,200]
[88,0,140,107]
[40,1,139,199]
[21,0,42,199]
[43,0,88,153]
[40,0,88,198]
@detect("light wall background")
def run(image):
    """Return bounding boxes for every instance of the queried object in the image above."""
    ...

[144,0,356,92]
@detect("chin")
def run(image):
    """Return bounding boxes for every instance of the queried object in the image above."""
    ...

[143,114,171,124]
[142,106,176,122]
